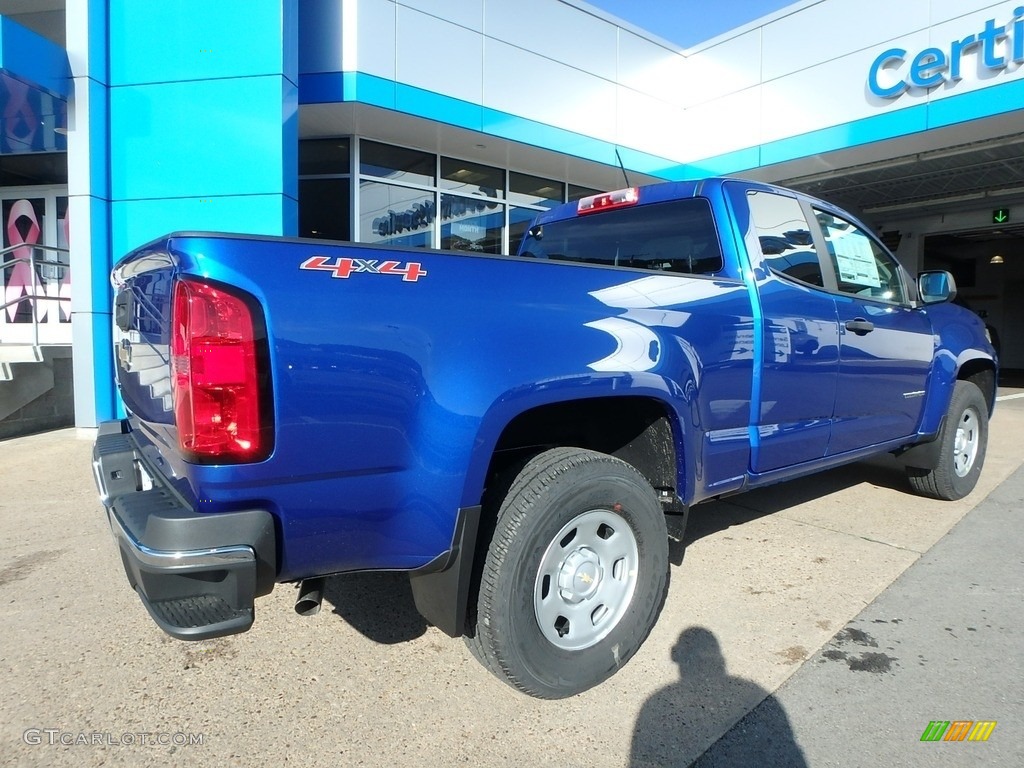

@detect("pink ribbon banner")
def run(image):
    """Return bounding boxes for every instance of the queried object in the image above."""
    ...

[5,199,42,322]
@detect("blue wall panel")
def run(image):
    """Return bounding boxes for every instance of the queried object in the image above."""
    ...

[297,0,342,75]
[109,0,296,86]
[397,82,483,134]
[79,0,299,426]
[113,194,297,256]
[926,79,1024,131]
[110,76,296,201]
[106,0,298,260]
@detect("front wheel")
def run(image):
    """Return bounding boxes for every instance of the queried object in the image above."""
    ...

[906,380,989,500]
[467,447,669,699]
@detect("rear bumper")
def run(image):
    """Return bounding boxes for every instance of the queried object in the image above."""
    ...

[92,420,277,640]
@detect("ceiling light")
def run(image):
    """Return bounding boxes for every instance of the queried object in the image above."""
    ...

[863,191,987,214]
[990,254,1004,264]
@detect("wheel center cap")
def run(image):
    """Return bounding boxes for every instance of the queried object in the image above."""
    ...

[558,548,602,602]
[955,428,966,455]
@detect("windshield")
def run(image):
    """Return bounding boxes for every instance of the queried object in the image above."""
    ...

[518,198,723,275]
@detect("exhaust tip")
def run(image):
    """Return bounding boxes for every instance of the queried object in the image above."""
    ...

[295,577,326,616]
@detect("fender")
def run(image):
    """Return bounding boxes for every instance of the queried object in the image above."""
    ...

[914,304,997,439]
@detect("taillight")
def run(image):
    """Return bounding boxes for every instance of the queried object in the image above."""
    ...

[171,277,272,463]
[577,187,639,215]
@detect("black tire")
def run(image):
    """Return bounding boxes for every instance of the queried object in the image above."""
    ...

[906,381,988,500]
[466,447,669,699]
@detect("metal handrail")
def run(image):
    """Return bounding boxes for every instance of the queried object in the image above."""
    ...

[1,255,70,270]
[0,243,69,259]
[1,244,72,351]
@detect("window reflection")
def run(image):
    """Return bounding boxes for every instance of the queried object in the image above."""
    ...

[509,206,541,255]
[568,184,602,202]
[510,172,564,209]
[441,158,504,199]
[299,139,575,254]
[748,191,823,287]
[440,194,504,253]
[360,141,435,186]
[359,182,434,248]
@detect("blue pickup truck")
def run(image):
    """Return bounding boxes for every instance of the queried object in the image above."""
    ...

[93,178,996,698]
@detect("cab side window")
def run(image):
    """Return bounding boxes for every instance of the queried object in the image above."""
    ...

[814,210,906,304]
[747,191,824,287]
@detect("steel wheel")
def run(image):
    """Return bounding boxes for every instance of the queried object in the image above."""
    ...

[952,406,980,478]
[534,508,640,651]
[907,380,989,500]
[466,447,669,698]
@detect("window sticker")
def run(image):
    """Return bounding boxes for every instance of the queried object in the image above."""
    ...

[829,229,881,288]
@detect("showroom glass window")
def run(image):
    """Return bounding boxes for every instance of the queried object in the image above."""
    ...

[298,137,598,253]
[509,172,564,255]
[298,139,351,241]
[358,142,437,248]
[440,158,504,254]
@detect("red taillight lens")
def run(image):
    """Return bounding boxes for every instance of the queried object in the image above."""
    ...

[171,278,271,463]
[577,187,639,215]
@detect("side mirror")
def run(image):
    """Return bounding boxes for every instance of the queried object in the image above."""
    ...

[917,270,957,305]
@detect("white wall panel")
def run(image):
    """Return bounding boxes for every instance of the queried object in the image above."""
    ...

[760,37,931,144]
[336,0,1018,169]
[679,87,762,161]
[354,0,397,79]
[399,0,483,32]
[761,0,929,81]
[483,0,618,81]
[483,39,618,143]
[928,0,1012,27]
[615,86,687,160]
[396,6,482,103]
[616,29,689,105]
[683,30,762,108]
[925,3,1024,102]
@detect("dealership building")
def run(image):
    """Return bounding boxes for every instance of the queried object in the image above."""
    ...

[1,0,1023,433]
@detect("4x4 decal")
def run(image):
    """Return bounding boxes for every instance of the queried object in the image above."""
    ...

[300,255,427,282]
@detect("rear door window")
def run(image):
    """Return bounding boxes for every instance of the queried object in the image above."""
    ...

[746,191,825,287]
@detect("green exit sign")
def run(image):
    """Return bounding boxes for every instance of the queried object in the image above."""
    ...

[993,208,1011,224]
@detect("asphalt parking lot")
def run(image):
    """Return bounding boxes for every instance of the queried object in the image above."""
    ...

[3,392,1023,768]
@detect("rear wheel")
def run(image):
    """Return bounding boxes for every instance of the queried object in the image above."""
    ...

[906,380,988,500]
[467,447,668,699]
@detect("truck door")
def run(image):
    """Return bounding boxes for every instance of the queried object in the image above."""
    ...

[734,187,841,473]
[811,209,933,454]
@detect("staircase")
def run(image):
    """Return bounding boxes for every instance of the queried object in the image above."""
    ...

[0,343,44,382]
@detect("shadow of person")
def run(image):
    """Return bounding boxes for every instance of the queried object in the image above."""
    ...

[631,627,807,768]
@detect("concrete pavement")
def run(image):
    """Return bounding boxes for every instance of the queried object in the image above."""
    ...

[1,390,1022,767]
[693,460,1023,767]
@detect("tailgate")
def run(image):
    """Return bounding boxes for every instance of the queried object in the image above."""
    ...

[112,246,177,428]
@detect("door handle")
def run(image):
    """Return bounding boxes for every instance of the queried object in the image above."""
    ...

[845,318,874,336]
